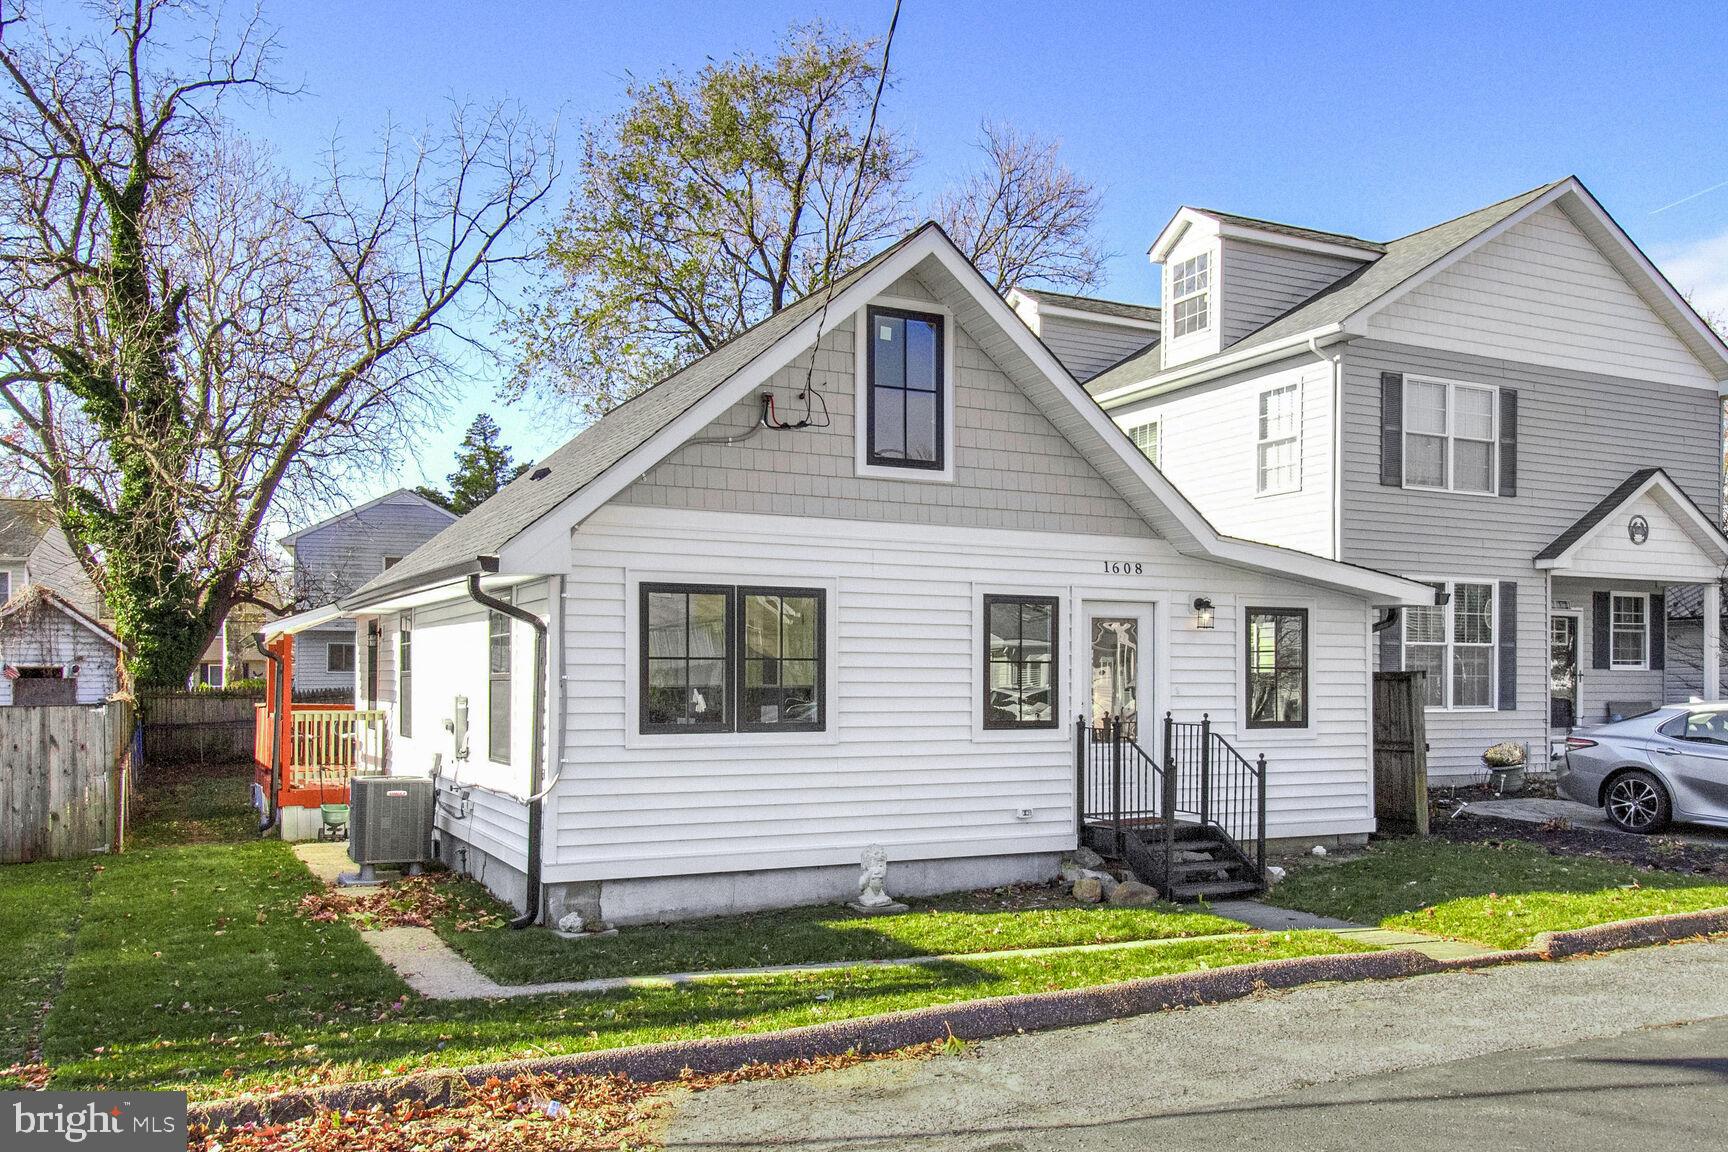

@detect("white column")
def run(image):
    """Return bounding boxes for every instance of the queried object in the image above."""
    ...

[1705,581,1721,701]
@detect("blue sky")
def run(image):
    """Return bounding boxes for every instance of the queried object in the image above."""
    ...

[226,0,1728,510]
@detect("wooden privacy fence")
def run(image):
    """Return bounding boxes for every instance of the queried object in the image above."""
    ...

[138,688,261,764]
[0,700,137,863]
[1373,671,1429,835]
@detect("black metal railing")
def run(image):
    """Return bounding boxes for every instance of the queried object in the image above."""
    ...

[1075,711,1268,886]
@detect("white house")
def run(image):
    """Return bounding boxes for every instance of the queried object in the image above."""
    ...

[303,223,1434,927]
[1085,178,1728,780]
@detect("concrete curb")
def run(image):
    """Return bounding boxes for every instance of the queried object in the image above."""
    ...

[189,907,1728,1132]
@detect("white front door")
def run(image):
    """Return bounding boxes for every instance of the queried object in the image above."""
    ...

[1082,602,1155,744]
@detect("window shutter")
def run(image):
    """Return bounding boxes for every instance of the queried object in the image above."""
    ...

[1497,581,1517,711]
[1379,373,1403,487]
[1592,591,1611,670]
[1650,591,1666,671]
[1377,612,1402,672]
[1498,388,1518,497]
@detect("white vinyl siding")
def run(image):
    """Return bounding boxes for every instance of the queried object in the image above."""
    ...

[1256,383,1301,495]
[1403,376,1497,495]
[1610,592,1649,669]
[1111,356,1336,558]
[552,503,1383,888]
[1404,579,1495,711]
[1367,203,1717,392]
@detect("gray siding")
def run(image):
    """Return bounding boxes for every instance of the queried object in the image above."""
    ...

[1220,239,1365,347]
[295,623,357,693]
[289,493,456,605]
[1551,577,1670,724]
[1342,339,1722,776]
[617,272,1155,539]
[1037,315,1156,381]
[24,525,102,618]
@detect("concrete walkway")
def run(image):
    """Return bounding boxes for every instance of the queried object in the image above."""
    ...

[1465,796,1728,847]
[1211,898,1497,960]
[657,937,1728,1151]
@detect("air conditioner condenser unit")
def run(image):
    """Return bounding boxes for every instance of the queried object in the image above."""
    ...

[340,776,434,885]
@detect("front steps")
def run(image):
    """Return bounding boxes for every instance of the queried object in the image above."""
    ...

[1084,820,1263,902]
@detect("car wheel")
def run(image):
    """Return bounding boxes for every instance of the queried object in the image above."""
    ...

[1604,770,1671,834]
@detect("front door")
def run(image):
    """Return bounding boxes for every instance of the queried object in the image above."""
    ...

[1084,604,1153,743]
[1550,615,1580,730]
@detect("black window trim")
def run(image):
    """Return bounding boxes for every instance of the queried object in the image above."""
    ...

[638,582,830,736]
[982,593,1061,731]
[865,304,946,471]
[1244,605,1310,730]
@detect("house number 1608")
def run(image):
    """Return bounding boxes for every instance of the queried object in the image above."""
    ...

[1102,561,1143,575]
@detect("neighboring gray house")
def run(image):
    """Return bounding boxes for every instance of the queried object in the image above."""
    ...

[280,489,457,695]
[1008,288,1161,383]
[0,498,103,618]
[1080,176,1728,780]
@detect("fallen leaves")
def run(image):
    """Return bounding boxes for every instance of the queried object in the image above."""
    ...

[295,876,503,933]
[189,1042,947,1151]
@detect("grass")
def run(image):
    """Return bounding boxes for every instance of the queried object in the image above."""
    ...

[7,765,1370,1099]
[1272,837,1728,951]
[0,857,89,1087]
[436,881,1249,985]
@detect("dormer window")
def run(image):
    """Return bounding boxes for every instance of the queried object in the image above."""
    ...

[1169,252,1210,337]
[865,305,945,471]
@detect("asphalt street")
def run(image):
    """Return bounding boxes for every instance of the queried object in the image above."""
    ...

[659,938,1728,1151]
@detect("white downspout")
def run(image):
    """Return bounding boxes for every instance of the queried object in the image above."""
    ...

[1307,335,1345,561]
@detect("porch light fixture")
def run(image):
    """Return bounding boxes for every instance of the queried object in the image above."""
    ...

[1192,596,1215,630]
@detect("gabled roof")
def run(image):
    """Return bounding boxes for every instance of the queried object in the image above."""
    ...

[1095,176,1728,403]
[1534,468,1728,569]
[1191,209,1387,255]
[278,487,456,548]
[0,497,55,557]
[349,222,1437,611]
[1011,287,1162,327]
[0,584,127,652]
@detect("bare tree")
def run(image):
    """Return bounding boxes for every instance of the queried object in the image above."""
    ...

[0,1,556,685]
[507,22,912,419]
[935,120,1106,295]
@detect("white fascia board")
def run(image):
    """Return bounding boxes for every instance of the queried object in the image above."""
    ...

[262,602,348,637]
[1092,325,1350,408]
[1148,209,1213,262]
[1032,301,1161,331]
[1535,473,1728,571]
[1213,220,1382,263]
[504,229,952,557]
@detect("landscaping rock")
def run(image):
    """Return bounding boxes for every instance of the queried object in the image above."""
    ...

[1072,877,1104,903]
[556,911,586,935]
[1071,845,1105,870]
[1265,864,1287,884]
[1107,880,1161,906]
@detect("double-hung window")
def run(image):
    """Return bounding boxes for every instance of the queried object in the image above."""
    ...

[983,594,1059,730]
[488,601,512,763]
[641,583,825,734]
[327,642,355,674]
[1610,592,1649,669]
[397,618,412,738]
[1129,419,1161,468]
[1246,608,1308,727]
[1168,253,1210,337]
[1404,580,1495,709]
[866,306,944,470]
[1256,384,1300,494]
[1404,377,1497,494]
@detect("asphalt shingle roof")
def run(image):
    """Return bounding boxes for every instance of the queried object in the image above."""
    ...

[1534,468,1665,562]
[0,497,55,557]
[1195,210,1387,254]
[1016,287,1161,326]
[1088,179,1569,398]
[348,226,933,604]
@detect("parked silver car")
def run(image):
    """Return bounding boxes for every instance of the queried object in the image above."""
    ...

[1557,703,1728,833]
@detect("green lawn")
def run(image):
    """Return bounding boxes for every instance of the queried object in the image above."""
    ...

[435,881,1249,985]
[0,857,89,1087]
[1272,837,1728,951]
[6,767,1372,1099]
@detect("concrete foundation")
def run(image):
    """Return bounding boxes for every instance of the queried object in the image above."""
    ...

[434,824,1062,926]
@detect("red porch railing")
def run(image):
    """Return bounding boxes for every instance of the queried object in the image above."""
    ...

[254,632,385,810]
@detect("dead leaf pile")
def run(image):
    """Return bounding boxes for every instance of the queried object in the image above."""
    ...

[295,876,504,933]
[190,1041,947,1151]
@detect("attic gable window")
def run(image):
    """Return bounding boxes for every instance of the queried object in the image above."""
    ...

[866,306,945,470]
[1129,419,1161,468]
[1168,252,1210,338]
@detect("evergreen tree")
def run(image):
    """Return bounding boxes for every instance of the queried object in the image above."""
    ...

[419,414,531,515]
